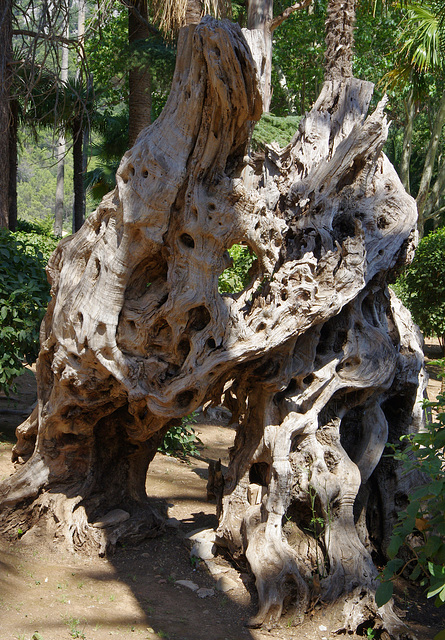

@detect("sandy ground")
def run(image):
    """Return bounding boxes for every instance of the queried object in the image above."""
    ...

[0,339,443,640]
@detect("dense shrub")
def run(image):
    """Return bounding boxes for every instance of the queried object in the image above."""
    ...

[376,366,445,640]
[397,228,445,353]
[0,221,58,394]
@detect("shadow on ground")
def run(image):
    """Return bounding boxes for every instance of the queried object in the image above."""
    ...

[0,363,443,640]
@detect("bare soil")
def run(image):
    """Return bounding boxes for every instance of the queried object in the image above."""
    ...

[0,340,443,640]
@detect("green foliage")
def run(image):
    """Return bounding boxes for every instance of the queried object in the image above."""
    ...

[86,110,129,204]
[397,228,445,349]
[376,370,445,634]
[271,0,326,115]
[17,130,74,227]
[157,413,202,459]
[251,113,301,150]
[0,225,58,394]
[85,3,175,120]
[218,244,257,294]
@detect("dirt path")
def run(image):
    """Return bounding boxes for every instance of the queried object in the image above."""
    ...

[0,348,443,640]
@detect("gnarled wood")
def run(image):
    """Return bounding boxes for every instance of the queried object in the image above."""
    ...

[0,16,424,637]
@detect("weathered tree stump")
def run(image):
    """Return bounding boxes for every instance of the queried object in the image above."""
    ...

[0,16,424,637]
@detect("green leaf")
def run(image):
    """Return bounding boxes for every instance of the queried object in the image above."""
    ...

[387,535,403,559]
[428,582,445,598]
[433,631,445,640]
[375,581,394,608]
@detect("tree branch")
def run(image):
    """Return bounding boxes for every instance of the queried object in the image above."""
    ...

[12,29,76,46]
[270,0,312,32]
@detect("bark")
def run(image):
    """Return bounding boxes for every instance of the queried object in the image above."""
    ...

[0,0,12,228]
[128,0,152,147]
[324,0,355,81]
[185,0,203,25]
[0,17,423,637]
[247,0,273,111]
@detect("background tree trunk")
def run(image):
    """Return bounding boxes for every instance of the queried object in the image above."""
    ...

[8,97,18,231]
[128,0,152,146]
[247,0,273,111]
[0,16,423,638]
[0,0,12,228]
[72,116,85,232]
[55,19,69,238]
[416,90,445,233]
[399,88,415,193]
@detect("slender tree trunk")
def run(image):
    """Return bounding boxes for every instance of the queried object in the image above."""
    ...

[76,0,87,227]
[399,88,415,193]
[324,0,355,81]
[247,0,273,111]
[55,20,69,238]
[0,0,12,228]
[8,97,17,231]
[55,135,66,236]
[128,0,152,147]
[72,118,84,232]
[416,90,445,233]
[422,154,445,228]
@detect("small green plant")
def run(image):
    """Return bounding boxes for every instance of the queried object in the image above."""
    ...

[65,616,87,639]
[376,364,445,640]
[366,627,376,639]
[157,412,202,459]
[306,484,331,578]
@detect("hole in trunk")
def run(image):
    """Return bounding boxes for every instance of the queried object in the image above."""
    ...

[176,389,195,408]
[249,462,270,486]
[187,306,211,331]
[180,233,195,249]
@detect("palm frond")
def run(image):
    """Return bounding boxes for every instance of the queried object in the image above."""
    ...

[400,3,442,73]
[152,0,231,34]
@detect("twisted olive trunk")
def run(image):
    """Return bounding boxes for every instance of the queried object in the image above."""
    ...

[0,16,423,638]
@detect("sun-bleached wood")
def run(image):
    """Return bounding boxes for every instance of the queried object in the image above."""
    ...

[0,17,423,637]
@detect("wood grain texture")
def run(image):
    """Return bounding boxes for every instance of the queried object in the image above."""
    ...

[0,17,423,637]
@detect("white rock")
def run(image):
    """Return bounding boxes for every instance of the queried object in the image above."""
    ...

[175,579,199,591]
[191,540,215,560]
[204,560,230,576]
[319,625,327,631]
[216,575,238,592]
[187,527,217,543]
[197,588,215,598]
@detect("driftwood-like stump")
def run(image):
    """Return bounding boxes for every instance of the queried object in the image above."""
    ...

[0,17,424,637]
